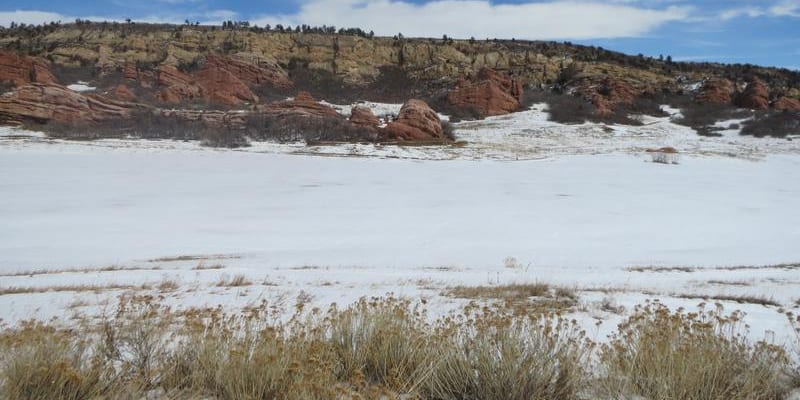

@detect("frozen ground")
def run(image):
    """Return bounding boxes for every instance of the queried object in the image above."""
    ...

[1,104,799,348]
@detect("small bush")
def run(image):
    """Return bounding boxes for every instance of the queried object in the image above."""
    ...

[600,302,790,400]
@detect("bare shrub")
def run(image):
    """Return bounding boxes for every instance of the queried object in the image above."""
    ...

[600,302,790,400]
[424,306,592,400]
[0,323,110,400]
[741,111,800,138]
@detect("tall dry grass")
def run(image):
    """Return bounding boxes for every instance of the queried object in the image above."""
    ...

[0,296,797,400]
[599,301,791,400]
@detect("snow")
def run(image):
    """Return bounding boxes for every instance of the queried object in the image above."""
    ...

[1,105,799,346]
[66,81,96,92]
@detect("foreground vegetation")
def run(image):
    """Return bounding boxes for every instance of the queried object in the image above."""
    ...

[0,296,797,400]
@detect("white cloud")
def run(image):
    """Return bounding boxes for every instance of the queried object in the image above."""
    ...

[769,0,800,17]
[0,9,237,27]
[720,0,800,21]
[252,0,691,40]
[0,10,67,26]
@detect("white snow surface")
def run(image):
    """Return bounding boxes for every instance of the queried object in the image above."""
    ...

[1,105,799,346]
[66,81,96,92]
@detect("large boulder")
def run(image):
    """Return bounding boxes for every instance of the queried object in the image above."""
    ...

[447,68,523,117]
[0,83,134,125]
[0,50,57,87]
[773,96,800,112]
[735,79,770,110]
[383,99,446,141]
[695,78,735,104]
[349,105,380,126]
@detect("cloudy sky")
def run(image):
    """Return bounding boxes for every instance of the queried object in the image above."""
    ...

[1,0,798,69]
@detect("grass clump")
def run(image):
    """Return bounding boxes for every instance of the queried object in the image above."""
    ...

[600,301,791,400]
[424,304,592,400]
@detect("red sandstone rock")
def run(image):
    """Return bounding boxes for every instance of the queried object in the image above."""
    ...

[773,96,800,112]
[0,50,57,86]
[349,105,380,126]
[260,91,340,118]
[110,84,137,102]
[195,65,258,105]
[695,78,735,104]
[447,68,523,117]
[383,99,445,141]
[0,83,134,125]
[734,79,770,110]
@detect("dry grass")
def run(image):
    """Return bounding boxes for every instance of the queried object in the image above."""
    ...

[0,265,162,277]
[675,293,782,307]
[627,263,800,273]
[706,279,752,286]
[148,254,240,263]
[626,265,697,273]
[446,282,551,300]
[156,278,179,292]
[0,283,140,296]
[191,262,225,270]
[600,302,791,400]
[0,295,796,399]
[215,274,252,287]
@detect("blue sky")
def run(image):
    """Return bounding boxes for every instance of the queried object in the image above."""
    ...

[1,0,798,69]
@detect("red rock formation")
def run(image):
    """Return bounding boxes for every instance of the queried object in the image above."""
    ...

[0,50,57,86]
[773,96,800,112]
[195,65,258,105]
[734,79,770,110]
[0,83,134,125]
[110,84,136,102]
[383,99,445,141]
[590,77,638,115]
[123,61,139,81]
[154,55,292,105]
[204,54,292,89]
[695,78,735,104]
[156,65,201,103]
[260,91,340,118]
[447,68,523,117]
[349,105,380,126]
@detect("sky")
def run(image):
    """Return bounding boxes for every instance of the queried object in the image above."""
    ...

[0,0,798,69]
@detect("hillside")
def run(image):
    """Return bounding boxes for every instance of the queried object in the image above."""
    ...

[1,21,799,145]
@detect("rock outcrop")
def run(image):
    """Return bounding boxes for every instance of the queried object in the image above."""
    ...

[734,79,770,110]
[447,68,523,117]
[156,65,200,103]
[153,54,293,106]
[773,96,800,112]
[109,84,137,102]
[0,83,134,125]
[349,105,380,126]
[586,77,639,115]
[383,100,445,141]
[695,78,735,104]
[0,50,57,86]
[260,91,340,118]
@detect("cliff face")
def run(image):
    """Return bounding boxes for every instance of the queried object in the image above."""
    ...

[1,23,799,144]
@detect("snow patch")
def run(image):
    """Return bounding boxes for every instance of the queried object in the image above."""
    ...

[67,81,96,92]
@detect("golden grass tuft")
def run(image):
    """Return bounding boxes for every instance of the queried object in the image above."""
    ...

[600,301,791,400]
[215,274,252,287]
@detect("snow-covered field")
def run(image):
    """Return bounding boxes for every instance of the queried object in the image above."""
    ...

[1,105,799,348]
